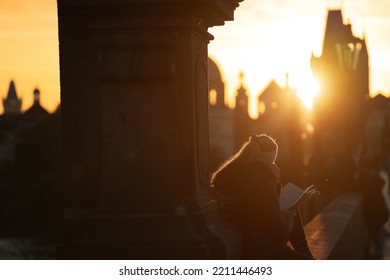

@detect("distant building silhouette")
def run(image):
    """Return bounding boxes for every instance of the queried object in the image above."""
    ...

[208,58,235,170]
[257,74,300,129]
[208,58,226,108]
[0,82,50,162]
[2,80,22,115]
[23,88,49,122]
[234,71,253,150]
[307,9,390,194]
[208,58,255,171]
[255,74,303,184]
[311,9,369,161]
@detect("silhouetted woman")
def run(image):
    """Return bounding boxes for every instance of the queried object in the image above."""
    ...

[211,134,314,259]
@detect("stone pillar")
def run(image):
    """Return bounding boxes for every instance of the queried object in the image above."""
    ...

[57,0,243,259]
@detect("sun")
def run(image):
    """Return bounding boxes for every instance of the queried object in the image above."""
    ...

[296,74,320,110]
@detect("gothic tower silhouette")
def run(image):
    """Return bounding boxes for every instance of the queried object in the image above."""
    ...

[311,9,369,158]
[2,80,22,115]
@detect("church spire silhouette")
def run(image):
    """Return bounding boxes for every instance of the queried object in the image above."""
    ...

[23,87,49,121]
[2,80,22,115]
[235,70,248,111]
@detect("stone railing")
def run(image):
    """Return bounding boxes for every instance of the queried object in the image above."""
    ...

[206,191,369,259]
[304,191,369,260]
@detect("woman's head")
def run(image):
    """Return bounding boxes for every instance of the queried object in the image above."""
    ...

[234,134,278,166]
[211,134,278,187]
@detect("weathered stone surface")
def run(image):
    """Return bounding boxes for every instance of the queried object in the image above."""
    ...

[305,192,368,260]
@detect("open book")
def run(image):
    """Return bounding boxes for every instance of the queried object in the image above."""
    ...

[279,182,320,211]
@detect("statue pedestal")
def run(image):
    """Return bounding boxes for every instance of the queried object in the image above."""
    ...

[57,0,243,259]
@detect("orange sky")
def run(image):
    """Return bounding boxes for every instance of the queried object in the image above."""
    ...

[0,0,59,114]
[1,0,390,115]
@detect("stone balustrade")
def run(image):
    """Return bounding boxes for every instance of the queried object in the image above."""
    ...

[304,192,369,259]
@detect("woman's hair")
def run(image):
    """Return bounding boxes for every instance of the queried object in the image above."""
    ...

[210,134,277,187]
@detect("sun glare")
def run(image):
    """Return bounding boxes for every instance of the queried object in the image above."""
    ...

[296,74,320,110]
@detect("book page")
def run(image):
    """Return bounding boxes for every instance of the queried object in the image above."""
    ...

[279,183,319,210]
[279,182,305,210]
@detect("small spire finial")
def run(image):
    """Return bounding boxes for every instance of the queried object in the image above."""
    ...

[239,70,244,84]
[33,88,40,105]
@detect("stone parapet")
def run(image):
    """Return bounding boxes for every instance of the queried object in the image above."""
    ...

[305,192,369,259]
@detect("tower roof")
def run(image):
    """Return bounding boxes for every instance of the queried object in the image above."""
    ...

[23,87,49,121]
[322,9,360,57]
[23,103,49,120]
[5,80,19,100]
[236,71,248,98]
[2,80,22,115]
[258,80,283,102]
[208,57,223,82]
[323,10,344,49]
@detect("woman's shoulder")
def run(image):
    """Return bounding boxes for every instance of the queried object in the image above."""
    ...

[237,162,278,190]
[248,160,279,182]
[213,160,277,193]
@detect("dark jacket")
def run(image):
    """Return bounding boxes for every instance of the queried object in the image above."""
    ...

[213,160,293,258]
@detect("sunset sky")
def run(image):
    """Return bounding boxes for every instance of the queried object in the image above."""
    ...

[0,0,59,114]
[209,0,390,116]
[1,0,390,115]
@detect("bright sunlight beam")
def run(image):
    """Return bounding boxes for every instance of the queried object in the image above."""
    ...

[296,74,320,110]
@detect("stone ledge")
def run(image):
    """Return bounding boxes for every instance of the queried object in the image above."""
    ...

[305,192,369,260]
[57,0,244,27]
